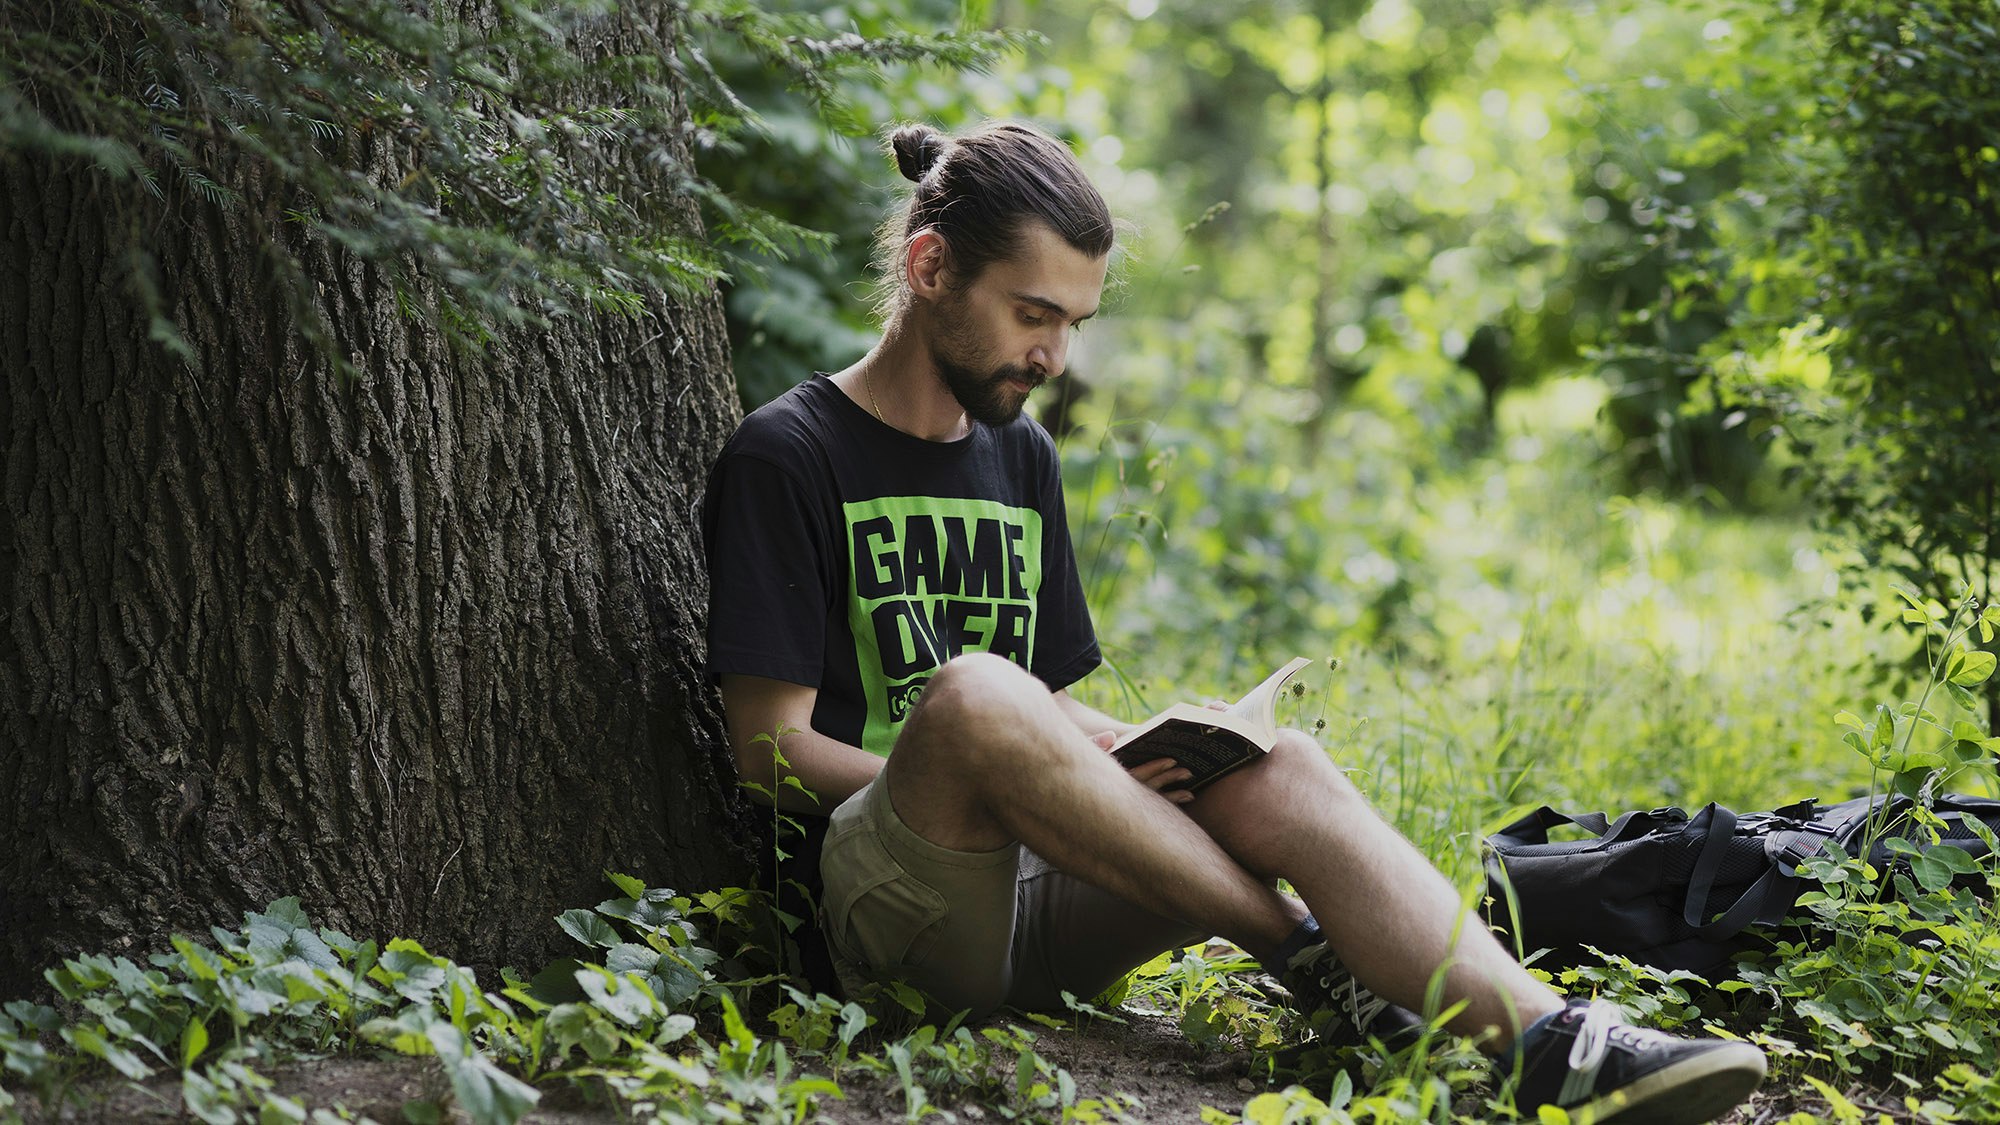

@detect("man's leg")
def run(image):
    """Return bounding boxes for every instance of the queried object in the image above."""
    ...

[1185,730,1560,1046]
[1004,850,1209,1012]
[883,654,1307,963]
[891,653,1553,1044]
[882,654,1762,1123]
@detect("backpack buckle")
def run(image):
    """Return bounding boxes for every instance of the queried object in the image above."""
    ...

[1773,834,1830,877]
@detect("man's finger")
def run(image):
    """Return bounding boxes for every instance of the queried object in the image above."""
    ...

[1127,758,1193,791]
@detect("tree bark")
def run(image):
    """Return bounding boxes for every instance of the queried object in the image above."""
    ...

[0,4,756,995]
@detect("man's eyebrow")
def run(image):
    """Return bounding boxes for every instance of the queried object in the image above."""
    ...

[1010,292,1098,322]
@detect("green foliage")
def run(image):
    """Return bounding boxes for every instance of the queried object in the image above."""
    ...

[0,879,1149,1125]
[699,0,1049,408]
[1688,0,2000,702]
[1520,594,2000,1117]
[999,0,1774,497]
[0,0,1024,371]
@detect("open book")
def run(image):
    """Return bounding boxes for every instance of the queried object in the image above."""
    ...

[1109,657,1312,791]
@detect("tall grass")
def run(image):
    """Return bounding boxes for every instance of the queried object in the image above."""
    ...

[1055,337,1888,883]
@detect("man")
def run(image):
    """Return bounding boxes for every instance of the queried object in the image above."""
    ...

[702,119,1766,1122]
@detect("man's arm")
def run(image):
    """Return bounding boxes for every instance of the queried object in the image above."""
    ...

[1052,688,1133,739]
[720,674,884,814]
[1056,686,1207,804]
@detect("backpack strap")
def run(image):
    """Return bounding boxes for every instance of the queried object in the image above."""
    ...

[1680,803,1739,933]
[1489,806,1680,848]
[1681,807,1833,938]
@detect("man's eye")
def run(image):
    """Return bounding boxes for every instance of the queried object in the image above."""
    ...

[1021,313,1044,326]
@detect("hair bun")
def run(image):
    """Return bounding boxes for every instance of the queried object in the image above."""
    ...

[890,124,948,182]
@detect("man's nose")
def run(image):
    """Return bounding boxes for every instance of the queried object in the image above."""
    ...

[1029,333,1068,379]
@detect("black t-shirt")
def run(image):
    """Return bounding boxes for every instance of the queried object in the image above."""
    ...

[703,373,1100,746]
[700,374,1100,977]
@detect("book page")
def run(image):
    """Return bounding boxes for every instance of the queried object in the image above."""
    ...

[1224,657,1312,731]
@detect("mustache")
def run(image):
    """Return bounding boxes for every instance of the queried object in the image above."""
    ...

[993,366,1044,390]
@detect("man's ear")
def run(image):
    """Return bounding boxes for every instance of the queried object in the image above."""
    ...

[905,229,952,300]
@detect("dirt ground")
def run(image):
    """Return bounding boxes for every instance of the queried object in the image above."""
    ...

[10,1011,1820,1124]
[12,1011,1254,1124]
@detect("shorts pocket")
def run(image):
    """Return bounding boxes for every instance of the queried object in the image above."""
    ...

[822,835,950,972]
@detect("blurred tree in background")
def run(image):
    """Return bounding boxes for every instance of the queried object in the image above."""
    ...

[701,0,1040,407]
[1682,0,2000,721]
[696,0,1999,717]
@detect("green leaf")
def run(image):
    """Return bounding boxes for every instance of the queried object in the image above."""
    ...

[1922,1022,1960,1050]
[659,1013,697,1044]
[444,1054,540,1125]
[524,959,585,1005]
[62,1025,153,1080]
[1931,845,1980,874]
[575,968,657,1026]
[603,871,647,900]
[555,910,618,950]
[1911,853,1954,892]
[172,936,222,982]
[1891,767,1930,798]
[360,1012,436,1057]
[374,942,449,1002]
[1950,651,1996,685]
[180,1017,209,1069]
[594,892,681,931]
[259,898,311,931]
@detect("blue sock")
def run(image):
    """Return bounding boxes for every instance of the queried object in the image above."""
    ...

[1265,914,1324,970]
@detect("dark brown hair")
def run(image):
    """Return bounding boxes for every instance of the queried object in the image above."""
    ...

[871,120,1113,321]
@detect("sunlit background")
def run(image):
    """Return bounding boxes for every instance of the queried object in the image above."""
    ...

[705,0,1989,864]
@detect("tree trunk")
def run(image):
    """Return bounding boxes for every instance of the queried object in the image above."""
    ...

[0,5,756,996]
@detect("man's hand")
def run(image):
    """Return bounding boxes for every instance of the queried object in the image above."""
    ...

[1091,730,1195,805]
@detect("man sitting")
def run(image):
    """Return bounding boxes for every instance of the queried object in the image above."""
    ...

[701,118,1766,1123]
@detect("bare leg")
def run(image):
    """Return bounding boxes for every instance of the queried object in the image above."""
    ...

[886,654,1305,956]
[888,654,1558,1048]
[1187,730,1563,1047]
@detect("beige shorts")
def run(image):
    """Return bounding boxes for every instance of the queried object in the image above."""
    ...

[820,772,1206,1016]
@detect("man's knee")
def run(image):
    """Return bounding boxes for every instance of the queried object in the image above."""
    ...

[1264,729,1366,805]
[906,652,1048,734]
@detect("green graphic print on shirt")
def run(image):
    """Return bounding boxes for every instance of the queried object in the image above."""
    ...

[844,495,1044,754]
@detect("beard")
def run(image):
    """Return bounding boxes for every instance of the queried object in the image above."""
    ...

[930,294,1044,426]
[934,348,1041,426]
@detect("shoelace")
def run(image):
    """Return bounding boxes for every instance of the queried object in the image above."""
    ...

[1558,1000,1624,1105]
[1292,948,1393,1035]
[1338,976,1392,1031]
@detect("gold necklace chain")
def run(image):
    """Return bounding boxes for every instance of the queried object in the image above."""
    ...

[861,364,967,438]
[863,365,887,424]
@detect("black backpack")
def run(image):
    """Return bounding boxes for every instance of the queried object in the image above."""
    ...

[1482,793,2000,977]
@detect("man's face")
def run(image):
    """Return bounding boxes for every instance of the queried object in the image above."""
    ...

[924,222,1108,426]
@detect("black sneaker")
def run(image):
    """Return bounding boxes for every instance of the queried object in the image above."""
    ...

[1279,941,1428,1050]
[1510,999,1766,1124]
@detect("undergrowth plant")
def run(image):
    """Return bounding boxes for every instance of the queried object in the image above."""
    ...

[0,876,1146,1125]
[1535,585,2000,1117]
